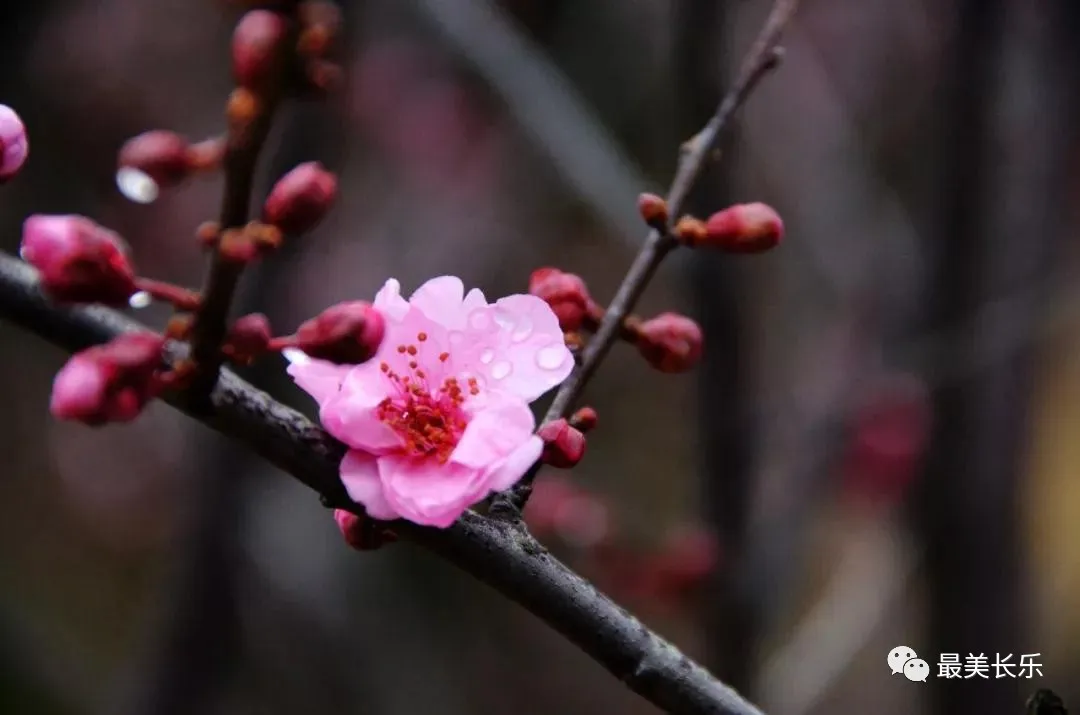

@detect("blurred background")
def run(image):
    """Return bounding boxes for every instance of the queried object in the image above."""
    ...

[0,0,1077,713]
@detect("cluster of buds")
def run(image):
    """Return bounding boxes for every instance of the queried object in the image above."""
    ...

[0,104,28,183]
[525,475,720,613]
[528,267,705,374]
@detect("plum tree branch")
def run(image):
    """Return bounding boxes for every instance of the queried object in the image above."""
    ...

[0,251,764,715]
[490,0,802,516]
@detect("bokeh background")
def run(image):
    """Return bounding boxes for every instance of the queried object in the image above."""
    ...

[0,0,1077,713]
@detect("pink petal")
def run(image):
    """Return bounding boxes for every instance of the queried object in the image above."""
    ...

[451,391,536,469]
[283,348,351,405]
[378,455,489,528]
[408,276,467,329]
[374,278,410,321]
[340,450,400,520]
[483,434,543,491]
[462,287,487,313]
[320,362,402,452]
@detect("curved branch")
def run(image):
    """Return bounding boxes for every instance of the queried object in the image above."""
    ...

[0,252,763,715]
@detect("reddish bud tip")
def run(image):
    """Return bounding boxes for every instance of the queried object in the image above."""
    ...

[0,104,29,183]
[50,332,165,426]
[293,301,385,364]
[538,419,587,469]
[673,216,708,245]
[569,406,598,433]
[21,215,137,306]
[702,202,784,253]
[528,268,591,332]
[117,130,193,191]
[637,193,669,228]
[263,161,338,235]
[333,509,396,550]
[636,312,703,373]
[223,313,273,364]
[232,9,291,92]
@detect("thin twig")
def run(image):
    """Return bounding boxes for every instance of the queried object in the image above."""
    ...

[491,0,802,516]
[0,252,764,715]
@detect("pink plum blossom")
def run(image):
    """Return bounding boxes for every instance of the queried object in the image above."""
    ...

[0,104,28,182]
[285,276,575,528]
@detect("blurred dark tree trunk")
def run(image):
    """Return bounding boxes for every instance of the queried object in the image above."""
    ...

[676,0,760,696]
[914,1,1078,714]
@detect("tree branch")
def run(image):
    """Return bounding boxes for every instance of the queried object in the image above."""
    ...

[491,0,801,516]
[0,251,764,715]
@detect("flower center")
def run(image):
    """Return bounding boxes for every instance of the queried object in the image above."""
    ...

[375,332,480,463]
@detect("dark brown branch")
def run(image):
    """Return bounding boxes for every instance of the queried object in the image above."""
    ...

[491,0,801,516]
[0,251,764,715]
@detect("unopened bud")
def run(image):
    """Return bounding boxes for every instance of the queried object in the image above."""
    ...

[0,104,28,183]
[290,301,385,364]
[637,193,668,228]
[263,161,338,234]
[538,419,586,469]
[702,202,783,253]
[528,267,591,332]
[298,1,341,58]
[636,312,703,373]
[232,9,291,92]
[333,509,396,550]
[569,406,598,433]
[49,332,165,426]
[223,313,272,364]
[21,214,137,306]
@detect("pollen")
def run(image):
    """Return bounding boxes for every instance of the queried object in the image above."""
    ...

[417,332,428,342]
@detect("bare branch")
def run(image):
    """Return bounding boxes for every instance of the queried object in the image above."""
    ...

[0,251,764,715]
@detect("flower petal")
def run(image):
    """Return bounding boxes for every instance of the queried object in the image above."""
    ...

[408,276,466,329]
[321,363,403,452]
[283,348,351,405]
[340,450,399,520]
[483,434,543,491]
[378,454,487,528]
[451,391,536,469]
[374,278,410,321]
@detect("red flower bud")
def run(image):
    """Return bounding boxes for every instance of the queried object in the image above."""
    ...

[569,406,598,433]
[701,202,783,253]
[223,313,273,364]
[635,312,703,373]
[117,130,193,201]
[0,104,29,183]
[537,418,586,469]
[333,509,396,550]
[263,161,338,234]
[637,192,669,228]
[291,301,385,364]
[21,215,137,306]
[50,332,165,426]
[232,10,291,92]
[528,267,591,332]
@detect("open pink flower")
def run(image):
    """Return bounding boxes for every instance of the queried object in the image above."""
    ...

[285,276,575,527]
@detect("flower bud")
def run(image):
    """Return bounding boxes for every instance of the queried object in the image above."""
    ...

[21,214,137,306]
[569,406,598,433]
[635,312,703,373]
[0,104,28,183]
[537,418,586,469]
[637,193,668,228]
[117,131,194,203]
[291,301,385,364]
[701,202,783,253]
[673,216,708,245]
[333,509,397,550]
[528,268,591,332]
[232,10,290,92]
[223,313,272,364]
[263,161,338,234]
[50,332,165,426]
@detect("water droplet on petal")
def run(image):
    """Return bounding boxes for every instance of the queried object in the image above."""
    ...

[128,291,152,309]
[536,345,568,371]
[469,310,491,330]
[491,360,513,380]
[511,316,533,343]
[480,348,495,364]
[116,167,159,204]
[493,308,514,329]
